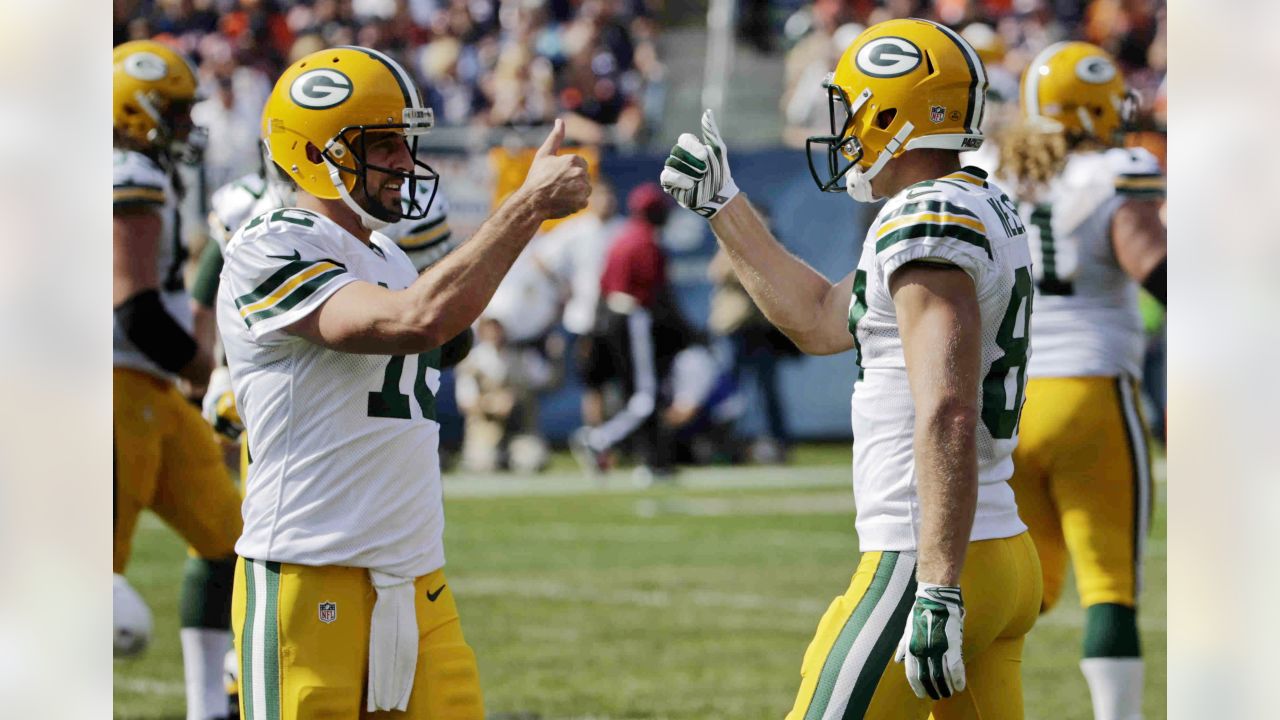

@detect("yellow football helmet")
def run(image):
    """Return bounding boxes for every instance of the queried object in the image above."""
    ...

[113,40,200,154]
[261,45,439,229]
[808,18,987,200]
[1021,41,1135,144]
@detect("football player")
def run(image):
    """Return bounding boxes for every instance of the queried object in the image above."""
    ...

[194,150,472,472]
[112,40,245,720]
[661,19,1042,718]
[998,42,1166,720]
[218,46,589,718]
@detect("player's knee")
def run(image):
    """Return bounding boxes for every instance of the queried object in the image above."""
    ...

[422,642,483,719]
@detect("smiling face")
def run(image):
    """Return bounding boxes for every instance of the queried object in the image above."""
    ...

[354,130,414,217]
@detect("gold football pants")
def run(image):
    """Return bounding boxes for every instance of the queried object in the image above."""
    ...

[786,533,1042,720]
[232,559,484,720]
[113,367,243,572]
[1009,375,1154,611]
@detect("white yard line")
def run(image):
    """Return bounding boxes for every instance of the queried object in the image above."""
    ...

[443,465,851,498]
[113,676,185,697]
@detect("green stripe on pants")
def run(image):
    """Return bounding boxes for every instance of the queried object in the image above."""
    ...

[844,571,917,717]
[804,552,901,720]
[263,561,281,720]
[241,560,256,720]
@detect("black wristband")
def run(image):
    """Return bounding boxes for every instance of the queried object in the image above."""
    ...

[115,289,198,373]
[1142,256,1166,306]
[439,327,474,369]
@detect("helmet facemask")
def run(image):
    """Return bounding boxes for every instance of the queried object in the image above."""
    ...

[806,78,868,193]
[322,107,440,231]
[806,77,915,202]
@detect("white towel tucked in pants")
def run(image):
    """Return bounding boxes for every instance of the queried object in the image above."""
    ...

[367,570,419,711]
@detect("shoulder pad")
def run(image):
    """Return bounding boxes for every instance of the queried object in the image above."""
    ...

[210,174,269,233]
[1106,147,1164,198]
[113,150,168,207]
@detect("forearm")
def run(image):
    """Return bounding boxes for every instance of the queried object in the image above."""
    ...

[708,194,842,353]
[183,302,219,386]
[914,404,978,585]
[399,190,546,346]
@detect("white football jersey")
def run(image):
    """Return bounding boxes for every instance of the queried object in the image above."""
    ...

[218,208,445,577]
[208,172,295,251]
[849,167,1032,551]
[113,149,193,380]
[1014,147,1163,378]
[380,181,460,272]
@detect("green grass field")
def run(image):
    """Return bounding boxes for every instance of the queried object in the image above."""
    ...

[114,445,1166,719]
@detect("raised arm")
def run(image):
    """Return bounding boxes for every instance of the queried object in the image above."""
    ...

[289,120,591,354]
[708,195,855,355]
[1111,198,1166,305]
[661,110,854,356]
[890,261,981,585]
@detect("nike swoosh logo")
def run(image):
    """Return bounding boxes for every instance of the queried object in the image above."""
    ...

[266,249,302,262]
[905,187,939,200]
[426,584,446,602]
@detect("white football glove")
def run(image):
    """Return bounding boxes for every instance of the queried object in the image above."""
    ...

[202,366,244,441]
[895,582,966,700]
[659,109,740,218]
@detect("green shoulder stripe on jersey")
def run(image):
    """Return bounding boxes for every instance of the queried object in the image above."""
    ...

[398,221,452,250]
[241,267,347,327]
[113,182,165,192]
[234,259,322,309]
[1115,174,1165,198]
[882,199,980,225]
[877,221,993,259]
[401,214,446,237]
[113,184,167,206]
[233,179,266,200]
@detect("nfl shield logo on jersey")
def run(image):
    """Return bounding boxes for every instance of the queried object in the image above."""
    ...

[318,601,337,624]
[930,105,946,124]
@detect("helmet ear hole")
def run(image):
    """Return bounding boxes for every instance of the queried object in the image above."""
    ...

[305,143,324,164]
[875,109,897,130]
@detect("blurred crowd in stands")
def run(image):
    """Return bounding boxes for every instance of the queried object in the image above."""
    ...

[114,0,667,188]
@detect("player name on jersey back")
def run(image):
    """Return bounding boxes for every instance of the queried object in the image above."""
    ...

[218,208,446,577]
[848,167,1031,551]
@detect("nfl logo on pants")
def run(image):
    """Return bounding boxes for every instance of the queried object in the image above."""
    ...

[318,601,337,624]
[930,105,945,124]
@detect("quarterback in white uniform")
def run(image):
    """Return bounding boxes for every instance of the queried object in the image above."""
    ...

[999,41,1167,720]
[218,46,589,719]
[661,19,1042,719]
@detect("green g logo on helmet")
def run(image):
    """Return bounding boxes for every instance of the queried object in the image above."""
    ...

[854,37,923,78]
[1075,56,1117,85]
[290,69,354,110]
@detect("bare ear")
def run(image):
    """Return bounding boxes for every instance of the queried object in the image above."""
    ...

[305,143,323,164]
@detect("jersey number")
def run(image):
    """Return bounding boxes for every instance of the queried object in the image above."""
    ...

[847,269,868,381]
[981,266,1033,439]
[1028,203,1074,296]
[368,350,441,421]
